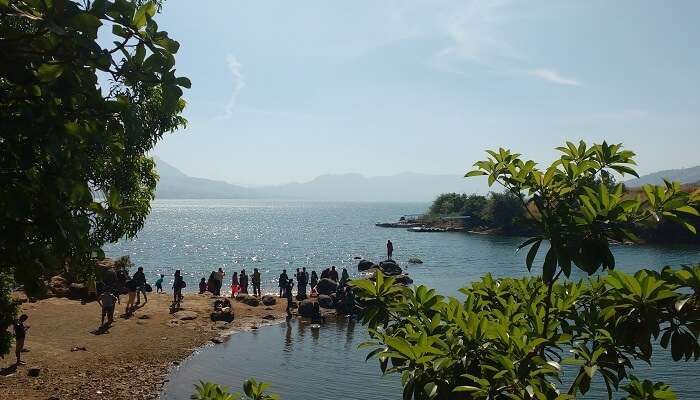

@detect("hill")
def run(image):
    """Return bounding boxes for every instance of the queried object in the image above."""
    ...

[154,157,258,199]
[625,165,700,187]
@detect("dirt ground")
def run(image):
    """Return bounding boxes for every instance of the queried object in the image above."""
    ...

[0,291,289,400]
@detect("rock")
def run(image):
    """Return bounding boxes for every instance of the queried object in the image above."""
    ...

[261,295,276,306]
[295,293,307,301]
[68,282,86,299]
[235,293,248,302]
[48,276,70,297]
[316,278,338,295]
[264,307,273,310]
[138,314,151,319]
[298,299,316,318]
[353,256,362,260]
[211,337,224,344]
[408,257,423,264]
[262,314,276,320]
[394,274,414,286]
[27,367,40,377]
[379,260,402,276]
[241,295,260,307]
[213,321,230,330]
[210,311,234,322]
[70,345,87,352]
[357,259,375,271]
[317,294,335,309]
[173,311,198,321]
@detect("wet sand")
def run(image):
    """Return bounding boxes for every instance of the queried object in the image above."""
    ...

[0,292,289,400]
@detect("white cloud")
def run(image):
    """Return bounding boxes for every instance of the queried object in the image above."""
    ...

[217,55,246,120]
[529,68,582,86]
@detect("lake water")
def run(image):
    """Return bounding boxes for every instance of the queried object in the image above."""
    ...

[104,200,700,399]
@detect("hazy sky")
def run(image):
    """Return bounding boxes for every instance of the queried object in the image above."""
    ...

[151,0,700,186]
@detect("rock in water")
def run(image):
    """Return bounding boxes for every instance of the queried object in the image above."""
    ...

[261,295,277,306]
[298,299,316,318]
[317,294,335,309]
[357,259,375,271]
[173,311,198,320]
[379,260,402,276]
[315,278,338,295]
[394,274,414,286]
[408,258,423,264]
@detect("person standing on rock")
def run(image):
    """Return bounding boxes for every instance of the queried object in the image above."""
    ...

[285,278,295,315]
[310,270,319,291]
[97,289,119,326]
[231,272,240,296]
[240,269,248,294]
[387,240,394,260]
[339,268,350,287]
[297,267,308,296]
[278,269,288,297]
[252,268,261,297]
[329,266,339,282]
[13,314,29,366]
[215,268,225,296]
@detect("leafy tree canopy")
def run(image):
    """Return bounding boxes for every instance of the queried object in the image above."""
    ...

[0,0,188,353]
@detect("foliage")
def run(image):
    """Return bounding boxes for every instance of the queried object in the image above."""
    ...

[478,191,527,233]
[0,273,20,356]
[114,255,134,270]
[352,141,700,399]
[429,193,488,221]
[353,266,698,400]
[192,379,279,400]
[0,0,189,307]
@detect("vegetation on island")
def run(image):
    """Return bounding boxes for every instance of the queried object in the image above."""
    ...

[0,0,188,355]
[429,191,532,234]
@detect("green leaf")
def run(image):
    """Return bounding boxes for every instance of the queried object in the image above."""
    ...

[37,63,64,82]
[175,76,192,88]
[525,240,541,272]
[543,246,557,283]
[465,170,487,177]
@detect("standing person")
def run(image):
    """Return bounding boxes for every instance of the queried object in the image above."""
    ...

[320,268,330,280]
[340,268,350,287]
[231,272,240,296]
[125,277,137,314]
[387,240,394,260]
[173,270,185,306]
[215,268,225,296]
[97,289,119,326]
[133,266,147,305]
[278,269,288,297]
[252,268,261,297]
[13,314,29,366]
[155,274,165,294]
[240,269,248,294]
[297,268,308,296]
[329,266,339,282]
[199,277,207,294]
[310,270,319,290]
[207,271,217,294]
[285,279,295,315]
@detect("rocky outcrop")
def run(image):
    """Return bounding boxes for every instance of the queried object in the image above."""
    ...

[315,278,338,295]
[49,276,70,297]
[379,260,402,276]
[357,259,375,271]
[298,299,316,318]
[408,257,423,264]
[210,311,234,322]
[317,294,335,309]
[394,274,414,286]
[261,295,277,306]
[240,295,259,307]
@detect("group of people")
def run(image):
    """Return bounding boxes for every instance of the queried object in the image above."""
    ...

[198,267,263,297]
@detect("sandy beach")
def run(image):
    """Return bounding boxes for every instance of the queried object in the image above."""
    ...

[0,292,289,400]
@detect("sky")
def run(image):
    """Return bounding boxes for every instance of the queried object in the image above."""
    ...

[150,0,700,186]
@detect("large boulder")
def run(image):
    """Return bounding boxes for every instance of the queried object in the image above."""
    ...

[235,293,248,302]
[48,276,70,297]
[210,311,234,322]
[174,311,198,321]
[68,283,86,300]
[357,259,375,271]
[408,257,423,264]
[315,278,338,295]
[298,299,316,318]
[317,294,335,309]
[261,295,277,306]
[379,260,402,276]
[394,274,414,286]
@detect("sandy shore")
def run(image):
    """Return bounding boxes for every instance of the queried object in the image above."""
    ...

[0,292,289,400]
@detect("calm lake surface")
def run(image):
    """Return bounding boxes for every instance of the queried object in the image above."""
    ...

[104,200,700,399]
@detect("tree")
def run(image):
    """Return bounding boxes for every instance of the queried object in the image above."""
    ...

[479,191,526,232]
[0,0,189,354]
[353,141,700,399]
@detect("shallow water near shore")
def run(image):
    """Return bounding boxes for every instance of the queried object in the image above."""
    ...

[105,200,700,398]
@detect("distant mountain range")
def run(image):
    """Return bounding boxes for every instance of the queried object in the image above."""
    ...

[625,166,700,187]
[154,158,486,201]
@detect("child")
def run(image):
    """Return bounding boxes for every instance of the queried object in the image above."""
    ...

[199,277,207,294]
[97,290,119,326]
[155,274,164,294]
[14,314,29,366]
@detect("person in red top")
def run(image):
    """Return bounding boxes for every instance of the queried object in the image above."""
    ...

[387,240,394,260]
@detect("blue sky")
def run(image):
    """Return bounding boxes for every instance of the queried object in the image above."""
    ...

[151,0,700,186]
